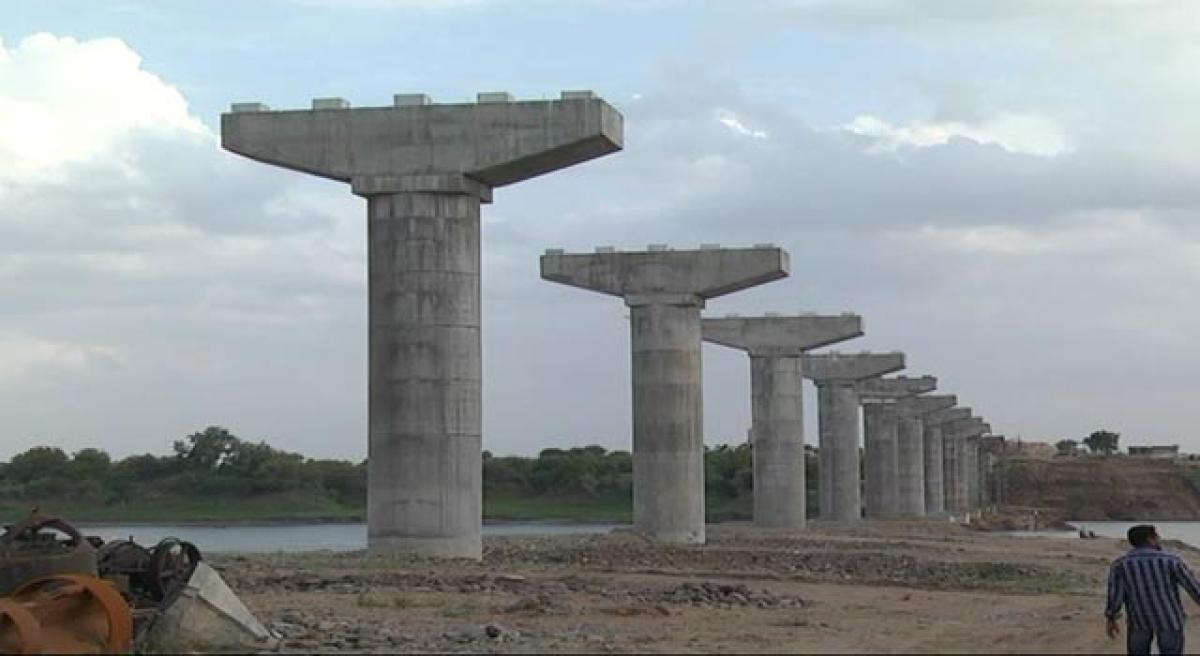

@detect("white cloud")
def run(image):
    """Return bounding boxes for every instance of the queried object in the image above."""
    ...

[717,109,769,139]
[0,33,366,458]
[842,113,1069,157]
[0,33,206,184]
[0,335,124,382]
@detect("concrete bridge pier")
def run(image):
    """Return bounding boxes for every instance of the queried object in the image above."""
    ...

[542,245,789,544]
[893,395,956,516]
[858,376,936,519]
[222,91,623,559]
[702,314,863,529]
[802,352,906,521]
[922,406,970,514]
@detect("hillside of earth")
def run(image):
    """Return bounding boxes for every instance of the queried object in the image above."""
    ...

[1004,456,1200,520]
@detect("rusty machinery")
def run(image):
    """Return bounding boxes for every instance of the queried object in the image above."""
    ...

[0,511,201,653]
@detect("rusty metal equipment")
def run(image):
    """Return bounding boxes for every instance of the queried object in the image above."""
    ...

[0,512,204,653]
[0,512,98,597]
[97,537,201,607]
[0,573,133,653]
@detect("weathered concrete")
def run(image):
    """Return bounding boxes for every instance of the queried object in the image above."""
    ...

[543,246,789,544]
[858,376,936,519]
[802,352,906,521]
[945,417,988,512]
[701,314,863,528]
[222,92,622,559]
[922,406,970,514]
[893,395,956,517]
[978,435,1006,507]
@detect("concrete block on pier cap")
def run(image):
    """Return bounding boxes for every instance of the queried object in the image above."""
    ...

[926,406,971,425]
[898,394,957,417]
[947,417,988,436]
[858,375,936,400]
[540,245,789,300]
[231,102,270,113]
[561,90,596,100]
[701,313,862,355]
[222,92,623,190]
[477,91,514,103]
[802,351,904,382]
[312,97,350,110]
[394,93,432,106]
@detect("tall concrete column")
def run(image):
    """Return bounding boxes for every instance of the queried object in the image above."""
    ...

[893,395,956,517]
[946,417,988,514]
[702,314,863,528]
[858,376,936,519]
[804,352,906,522]
[943,432,962,513]
[965,437,980,510]
[367,189,483,557]
[922,406,969,515]
[222,91,623,558]
[862,403,899,517]
[979,435,1005,508]
[543,245,789,543]
[629,297,705,542]
[817,381,862,521]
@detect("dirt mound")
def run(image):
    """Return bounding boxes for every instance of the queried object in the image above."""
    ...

[1005,457,1200,520]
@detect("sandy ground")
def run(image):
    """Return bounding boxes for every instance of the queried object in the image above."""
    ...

[210,521,1200,654]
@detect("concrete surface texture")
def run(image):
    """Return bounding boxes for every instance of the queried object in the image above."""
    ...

[921,406,971,515]
[542,246,790,544]
[221,92,623,559]
[945,417,988,512]
[701,314,864,529]
[802,352,906,521]
[892,395,956,517]
[858,376,937,519]
[978,435,1006,506]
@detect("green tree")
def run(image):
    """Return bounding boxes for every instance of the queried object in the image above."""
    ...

[173,426,239,470]
[1055,439,1079,456]
[7,446,70,483]
[1083,430,1120,456]
[70,448,111,480]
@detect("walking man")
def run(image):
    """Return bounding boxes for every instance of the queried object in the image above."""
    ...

[1106,524,1200,655]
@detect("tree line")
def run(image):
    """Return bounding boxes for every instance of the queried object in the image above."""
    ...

[0,426,819,517]
[1055,430,1121,456]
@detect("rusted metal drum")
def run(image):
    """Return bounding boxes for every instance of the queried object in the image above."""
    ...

[0,573,133,654]
[0,513,98,596]
[0,598,42,654]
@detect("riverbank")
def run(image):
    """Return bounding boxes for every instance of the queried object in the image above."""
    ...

[211,520,1178,653]
[0,493,644,525]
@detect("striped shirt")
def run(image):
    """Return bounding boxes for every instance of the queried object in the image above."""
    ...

[1106,547,1200,632]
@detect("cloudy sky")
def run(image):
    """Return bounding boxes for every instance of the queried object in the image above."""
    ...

[3,0,1200,460]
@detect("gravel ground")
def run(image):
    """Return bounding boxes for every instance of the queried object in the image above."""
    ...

[206,520,1189,653]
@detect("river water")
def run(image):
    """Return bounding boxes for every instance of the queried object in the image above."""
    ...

[76,522,628,553]
[72,520,1200,553]
[1065,521,1200,547]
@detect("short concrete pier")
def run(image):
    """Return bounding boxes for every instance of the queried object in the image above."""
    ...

[542,245,789,544]
[702,314,863,528]
[802,352,906,521]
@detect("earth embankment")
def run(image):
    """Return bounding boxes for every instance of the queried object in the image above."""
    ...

[1005,457,1200,520]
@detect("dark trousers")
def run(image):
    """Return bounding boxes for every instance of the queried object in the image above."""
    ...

[1128,626,1184,656]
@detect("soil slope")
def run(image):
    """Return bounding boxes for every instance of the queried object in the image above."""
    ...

[1005,457,1200,519]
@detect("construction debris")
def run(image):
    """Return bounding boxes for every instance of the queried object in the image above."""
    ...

[0,510,274,654]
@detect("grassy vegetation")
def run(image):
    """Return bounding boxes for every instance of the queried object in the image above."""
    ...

[0,490,361,524]
[483,491,632,522]
[1,428,771,525]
